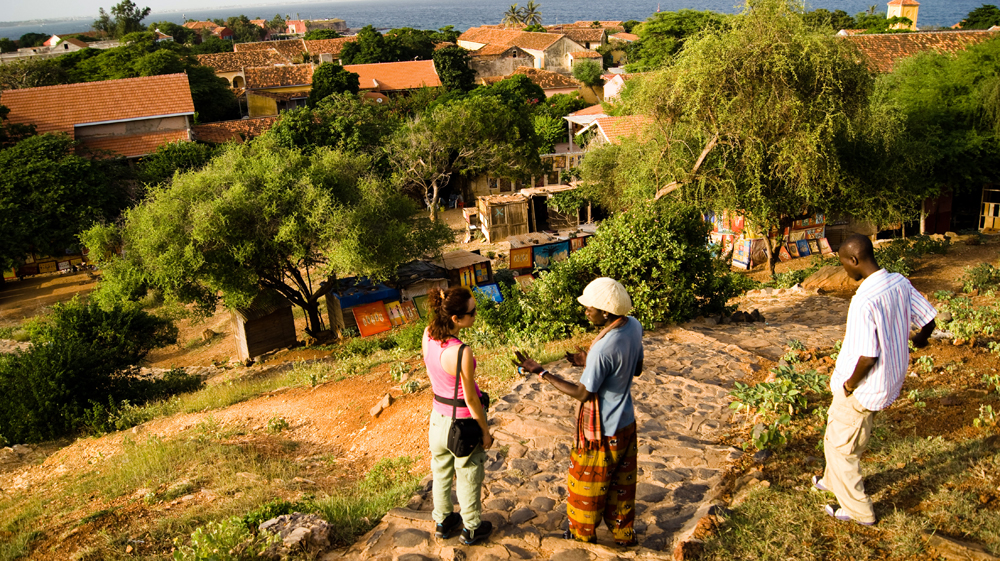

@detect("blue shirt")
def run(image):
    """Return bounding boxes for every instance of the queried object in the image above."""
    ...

[579,316,644,436]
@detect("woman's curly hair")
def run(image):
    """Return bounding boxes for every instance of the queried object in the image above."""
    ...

[427,286,474,342]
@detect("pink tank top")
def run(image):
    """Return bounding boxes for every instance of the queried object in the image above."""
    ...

[423,328,480,418]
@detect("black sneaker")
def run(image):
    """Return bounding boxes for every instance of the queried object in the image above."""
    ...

[460,520,493,546]
[435,512,462,539]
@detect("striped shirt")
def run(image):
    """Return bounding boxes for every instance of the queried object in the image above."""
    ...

[831,269,936,411]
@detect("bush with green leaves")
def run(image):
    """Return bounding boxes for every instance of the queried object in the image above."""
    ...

[730,363,829,450]
[0,299,178,443]
[961,262,1000,293]
[172,516,273,561]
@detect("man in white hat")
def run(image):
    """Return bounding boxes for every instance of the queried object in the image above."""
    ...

[514,277,644,546]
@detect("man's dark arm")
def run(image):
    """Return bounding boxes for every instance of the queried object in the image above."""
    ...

[844,356,877,396]
[910,319,935,349]
[540,371,593,403]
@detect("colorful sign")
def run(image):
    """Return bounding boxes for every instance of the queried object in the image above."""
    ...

[474,283,504,303]
[474,263,489,284]
[400,301,420,323]
[459,266,475,287]
[819,238,834,256]
[778,245,793,262]
[804,226,826,240]
[352,301,393,337]
[510,247,532,270]
[413,295,430,318]
[570,237,586,252]
[732,239,751,269]
[795,239,812,257]
[385,301,405,327]
[532,241,570,269]
[514,274,535,291]
[787,242,800,258]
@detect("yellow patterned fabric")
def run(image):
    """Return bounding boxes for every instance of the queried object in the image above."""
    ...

[566,422,637,544]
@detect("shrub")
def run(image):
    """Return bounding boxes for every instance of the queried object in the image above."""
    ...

[0,300,178,443]
[961,262,1000,293]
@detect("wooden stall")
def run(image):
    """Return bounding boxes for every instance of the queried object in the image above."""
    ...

[395,260,450,303]
[520,185,590,232]
[231,291,297,362]
[477,194,529,243]
[325,278,401,335]
[432,250,493,288]
[507,224,596,274]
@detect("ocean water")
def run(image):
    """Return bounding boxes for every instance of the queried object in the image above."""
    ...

[0,0,987,40]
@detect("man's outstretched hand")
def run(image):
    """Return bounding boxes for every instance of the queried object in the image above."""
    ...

[512,350,543,375]
[564,346,587,367]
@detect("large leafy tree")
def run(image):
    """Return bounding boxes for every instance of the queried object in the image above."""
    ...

[269,93,402,158]
[626,10,730,72]
[85,139,450,335]
[0,134,122,271]
[307,63,361,107]
[572,60,604,86]
[390,94,542,220]
[0,105,35,149]
[961,4,1000,29]
[601,0,894,275]
[93,0,151,38]
[0,58,66,90]
[802,8,857,32]
[432,45,476,92]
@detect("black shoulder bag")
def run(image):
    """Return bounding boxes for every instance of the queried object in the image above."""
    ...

[445,344,483,457]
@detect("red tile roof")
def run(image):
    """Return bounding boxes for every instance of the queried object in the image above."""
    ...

[570,50,603,59]
[468,44,522,58]
[1,74,194,136]
[195,50,291,73]
[484,66,581,91]
[887,0,919,5]
[550,28,606,44]
[184,21,218,30]
[192,117,278,144]
[593,115,654,145]
[842,29,999,72]
[569,104,607,117]
[78,130,190,159]
[344,60,441,91]
[459,27,566,51]
[244,64,314,89]
[235,39,307,61]
[610,32,639,42]
[304,37,357,57]
[62,37,89,48]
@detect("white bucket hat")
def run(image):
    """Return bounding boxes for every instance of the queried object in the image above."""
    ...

[577,277,632,316]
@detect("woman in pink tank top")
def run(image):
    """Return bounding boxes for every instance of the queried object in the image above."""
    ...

[421,286,493,545]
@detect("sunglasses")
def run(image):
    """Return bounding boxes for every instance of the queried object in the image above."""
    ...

[460,306,477,317]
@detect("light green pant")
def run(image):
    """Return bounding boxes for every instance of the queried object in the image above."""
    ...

[429,410,486,530]
[821,385,877,523]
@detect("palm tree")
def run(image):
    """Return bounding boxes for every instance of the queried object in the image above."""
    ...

[521,1,542,26]
[501,4,524,27]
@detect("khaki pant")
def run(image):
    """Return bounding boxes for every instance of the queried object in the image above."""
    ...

[820,386,877,523]
[429,411,485,529]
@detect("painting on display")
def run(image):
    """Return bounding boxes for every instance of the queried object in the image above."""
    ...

[514,274,535,291]
[474,283,504,303]
[819,238,834,256]
[808,240,821,255]
[532,241,570,269]
[804,226,826,240]
[732,239,751,269]
[413,295,430,318]
[352,301,393,337]
[385,301,405,326]
[459,266,474,287]
[778,245,793,262]
[787,242,800,258]
[38,261,57,274]
[474,263,489,284]
[795,239,812,257]
[3,269,16,281]
[510,247,532,269]
[570,237,586,252]
[401,301,420,323]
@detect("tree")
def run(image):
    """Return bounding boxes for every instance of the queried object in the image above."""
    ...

[304,29,342,40]
[626,10,729,72]
[384,28,436,60]
[267,14,287,33]
[961,4,1000,29]
[854,11,913,33]
[390,95,542,220]
[87,139,450,336]
[149,21,195,44]
[17,33,49,48]
[0,105,35,149]
[472,73,545,107]
[0,134,122,271]
[189,35,234,54]
[268,92,402,159]
[604,0,887,276]
[136,140,217,185]
[523,24,545,32]
[536,92,588,119]
[93,0,150,38]
[521,1,543,26]
[0,38,17,53]
[433,45,476,92]
[0,58,66,90]
[572,60,604,86]
[308,63,361,106]
[224,15,266,44]
[341,25,395,64]
[502,4,525,27]
[533,113,565,153]
[622,20,641,34]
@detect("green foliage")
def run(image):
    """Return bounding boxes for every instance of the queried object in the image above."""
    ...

[626,10,729,72]
[172,516,273,561]
[536,92,589,120]
[269,92,401,159]
[572,60,604,87]
[240,499,306,532]
[308,63,361,106]
[933,292,1000,339]
[304,29,342,40]
[266,417,289,433]
[149,21,195,44]
[730,363,829,450]
[0,299,177,442]
[0,133,124,271]
[961,262,1000,293]
[136,140,217,186]
[802,8,857,32]
[472,73,546,107]
[622,20,641,34]
[523,24,545,33]
[0,104,36,149]
[432,45,476,92]
[0,38,17,53]
[961,5,1000,29]
[401,380,420,394]
[93,0,151,38]
[0,58,67,90]
[853,12,913,33]
[340,25,442,64]
[221,15,267,44]
[17,32,49,48]
[869,236,949,277]
[533,113,566,154]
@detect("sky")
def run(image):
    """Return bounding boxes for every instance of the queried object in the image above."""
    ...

[4,0,284,22]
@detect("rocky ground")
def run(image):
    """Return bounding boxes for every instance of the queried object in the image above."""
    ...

[336,287,850,561]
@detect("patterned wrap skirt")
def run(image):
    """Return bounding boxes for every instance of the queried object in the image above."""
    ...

[566,421,638,544]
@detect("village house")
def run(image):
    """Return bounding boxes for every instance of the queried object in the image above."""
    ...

[576,115,654,147]
[608,32,638,65]
[195,49,291,89]
[244,64,314,117]
[457,27,586,73]
[544,26,607,50]
[235,38,308,62]
[0,36,119,64]
[183,21,234,41]
[192,116,279,144]
[304,37,359,64]
[344,59,442,94]
[1,73,195,159]
[480,66,581,97]
[468,44,533,79]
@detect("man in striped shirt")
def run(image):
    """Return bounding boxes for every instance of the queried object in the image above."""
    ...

[814,234,936,525]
